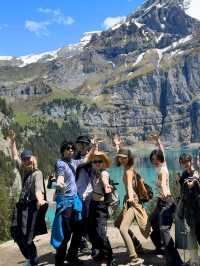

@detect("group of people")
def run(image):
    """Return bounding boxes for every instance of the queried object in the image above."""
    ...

[8,130,200,266]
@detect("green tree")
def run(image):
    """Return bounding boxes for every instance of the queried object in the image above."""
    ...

[0,151,16,242]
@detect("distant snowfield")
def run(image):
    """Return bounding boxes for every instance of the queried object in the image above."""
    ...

[186,0,200,21]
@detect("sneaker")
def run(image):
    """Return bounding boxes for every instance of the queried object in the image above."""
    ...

[129,257,144,265]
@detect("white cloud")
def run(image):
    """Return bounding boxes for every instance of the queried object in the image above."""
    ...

[25,8,74,36]
[38,8,74,25]
[103,16,126,29]
[185,0,200,21]
[25,20,49,36]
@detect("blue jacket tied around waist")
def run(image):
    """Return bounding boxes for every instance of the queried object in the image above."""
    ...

[51,193,82,249]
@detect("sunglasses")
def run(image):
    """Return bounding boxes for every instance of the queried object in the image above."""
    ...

[93,159,103,164]
[22,157,31,162]
[66,146,75,151]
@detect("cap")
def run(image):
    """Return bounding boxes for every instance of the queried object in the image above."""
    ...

[76,135,91,145]
[21,149,33,160]
[117,148,131,158]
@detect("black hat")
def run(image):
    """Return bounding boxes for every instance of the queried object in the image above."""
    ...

[76,135,91,145]
[21,149,33,160]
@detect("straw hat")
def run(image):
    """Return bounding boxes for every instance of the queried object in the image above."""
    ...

[91,151,112,168]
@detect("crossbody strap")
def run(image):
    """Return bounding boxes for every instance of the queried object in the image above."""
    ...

[65,161,76,178]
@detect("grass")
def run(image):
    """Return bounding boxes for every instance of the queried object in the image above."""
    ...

[92,94,113,109]
[14,112,32,126]
[0,63,49,82]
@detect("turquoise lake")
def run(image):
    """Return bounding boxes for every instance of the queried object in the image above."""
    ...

[45,146,199,226]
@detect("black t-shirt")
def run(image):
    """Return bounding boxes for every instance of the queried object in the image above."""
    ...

[179,170,192,187]
[179,169,200,200]
[179,169,199,186]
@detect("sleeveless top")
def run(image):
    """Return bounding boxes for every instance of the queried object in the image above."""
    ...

[155,162,171,198]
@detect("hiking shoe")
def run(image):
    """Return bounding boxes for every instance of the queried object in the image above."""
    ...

[129,257,144,265]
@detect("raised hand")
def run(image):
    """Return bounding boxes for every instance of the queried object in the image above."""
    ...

[91,135,99,151]
[9,129,16,142]
[9,129,19,161]
[113,134,122,147]
[31,156,38,170]
[149,132,165,156]
[148,132,160,142]
[90,135,97,145]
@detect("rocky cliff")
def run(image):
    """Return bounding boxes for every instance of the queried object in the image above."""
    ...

[0,0,200,145]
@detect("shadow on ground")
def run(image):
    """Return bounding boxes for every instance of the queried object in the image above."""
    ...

[36,248,166,266]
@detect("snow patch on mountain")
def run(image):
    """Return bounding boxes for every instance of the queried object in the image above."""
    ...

[0,31,101,67]
[129,34,193,70]
[80,31,101,46]
[155,34,193,66]
[19,49,59,67]
[185,0,200,21]
[156,33,164,43]
[131,18,144,28]
[133,52,145,66]
[0,56,14,61]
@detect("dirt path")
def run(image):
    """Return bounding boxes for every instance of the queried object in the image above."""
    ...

[0,225,195,266]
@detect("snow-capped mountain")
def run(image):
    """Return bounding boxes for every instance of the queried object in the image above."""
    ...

[0,49,60,67]
[0,0,200,145]
[0,31,101,67]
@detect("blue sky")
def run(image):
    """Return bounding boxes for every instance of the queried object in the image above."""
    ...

[0,0,143,56]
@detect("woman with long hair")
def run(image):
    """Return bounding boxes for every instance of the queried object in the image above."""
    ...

[113,136,150,266]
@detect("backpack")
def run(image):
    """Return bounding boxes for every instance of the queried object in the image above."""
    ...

[104,179,120,215]
[135,172,153,203]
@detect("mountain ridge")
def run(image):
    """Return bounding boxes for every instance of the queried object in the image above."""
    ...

[0,0,200,145]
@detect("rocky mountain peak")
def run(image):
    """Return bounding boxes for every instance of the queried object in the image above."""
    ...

[129,0,199,36]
